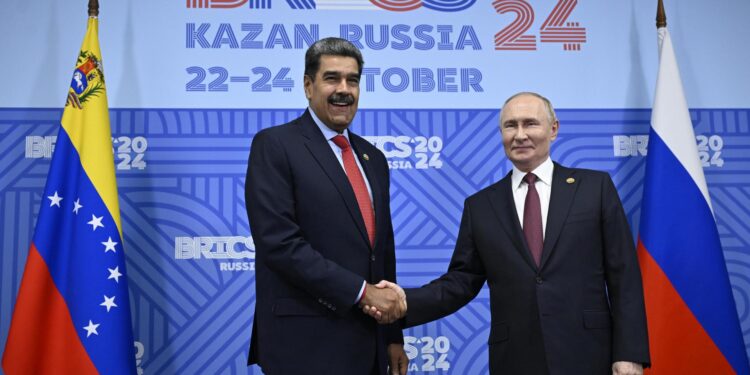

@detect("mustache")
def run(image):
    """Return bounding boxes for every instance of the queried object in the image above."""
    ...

[328,93,355,105]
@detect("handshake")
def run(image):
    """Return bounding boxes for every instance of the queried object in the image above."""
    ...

[359,281,407,324]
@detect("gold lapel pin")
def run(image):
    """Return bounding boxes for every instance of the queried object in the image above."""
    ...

[363,154,369,161]
[566,177,575,184]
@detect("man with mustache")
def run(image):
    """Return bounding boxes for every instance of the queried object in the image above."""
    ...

[245,37,408,375]
[366,92,650,375]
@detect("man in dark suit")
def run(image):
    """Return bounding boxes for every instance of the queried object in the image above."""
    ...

[366,92,650,374]
[245,37,408,375]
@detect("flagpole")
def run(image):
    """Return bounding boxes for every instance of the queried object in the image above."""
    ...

[656,0,666,28]
[89,0,99,17]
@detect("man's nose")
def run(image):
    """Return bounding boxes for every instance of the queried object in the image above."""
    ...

[335,78,350,92]
[515,127,528,140]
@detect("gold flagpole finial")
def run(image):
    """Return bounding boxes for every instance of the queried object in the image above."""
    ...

[88,0,100,17]
[656,0,667,28]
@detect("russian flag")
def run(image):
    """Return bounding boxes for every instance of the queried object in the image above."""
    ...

[1,17,136,374]
[637,26,750,374]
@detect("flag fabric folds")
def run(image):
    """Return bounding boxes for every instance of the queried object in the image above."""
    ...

[637,27,750,374]
[2,17,136,375]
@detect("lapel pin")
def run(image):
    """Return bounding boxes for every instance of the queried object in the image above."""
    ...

[566,177,575,184]
[363,153,369,161]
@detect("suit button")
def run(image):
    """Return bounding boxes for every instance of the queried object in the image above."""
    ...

[370,254,376,262]
[535,276,543,284]
[318,298,323,304]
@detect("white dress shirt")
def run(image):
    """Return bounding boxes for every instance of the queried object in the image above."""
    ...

[511,157,554,240]
[309,108,373,201]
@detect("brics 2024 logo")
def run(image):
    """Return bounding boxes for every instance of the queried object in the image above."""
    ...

[187,0,587,51]
[493,0,586,51]
[186,0,475,12]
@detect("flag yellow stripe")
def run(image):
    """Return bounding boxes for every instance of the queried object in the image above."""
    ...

[61,17,123,238]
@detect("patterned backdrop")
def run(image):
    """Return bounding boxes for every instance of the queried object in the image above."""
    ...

[1,107,748,374]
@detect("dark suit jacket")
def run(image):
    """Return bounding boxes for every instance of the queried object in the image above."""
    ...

[404,164,649,375]
[245,110,403,374]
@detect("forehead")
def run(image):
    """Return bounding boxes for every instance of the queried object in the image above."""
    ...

[500,95,547,122]
[316,55,359,75]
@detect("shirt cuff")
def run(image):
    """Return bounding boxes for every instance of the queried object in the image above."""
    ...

[355,280,366,304]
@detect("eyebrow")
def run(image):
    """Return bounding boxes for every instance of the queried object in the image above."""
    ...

[321,70,360,79]
[504,117,539,123]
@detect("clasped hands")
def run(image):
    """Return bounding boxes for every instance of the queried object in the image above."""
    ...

[359,280,406,324]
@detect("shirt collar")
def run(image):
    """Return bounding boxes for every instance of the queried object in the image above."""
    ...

[511,157,554,189]
[309,107,349,142]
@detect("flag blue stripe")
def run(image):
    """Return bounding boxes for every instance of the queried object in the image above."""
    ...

[33,127,135,375]
[640,129,750,374]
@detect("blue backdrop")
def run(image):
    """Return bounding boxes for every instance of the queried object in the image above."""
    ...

[2,0,750,374]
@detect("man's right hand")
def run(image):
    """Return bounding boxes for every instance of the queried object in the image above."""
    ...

[360,280,407,324]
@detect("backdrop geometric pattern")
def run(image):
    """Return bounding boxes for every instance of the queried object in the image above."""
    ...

[2,108,748,374]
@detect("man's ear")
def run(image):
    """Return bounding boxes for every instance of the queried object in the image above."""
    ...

[303,75,313,100]
[550,120,560,141]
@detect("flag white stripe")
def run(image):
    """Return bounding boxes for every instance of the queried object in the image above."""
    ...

[650,27,713,211]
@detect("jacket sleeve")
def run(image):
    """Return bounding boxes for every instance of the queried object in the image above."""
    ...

[403,199,487,328]
[245,130,364,314]
[601,174,651,366]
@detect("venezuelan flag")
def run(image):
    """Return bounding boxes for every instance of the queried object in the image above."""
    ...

[1,17,136,374]
[637,26,750,374]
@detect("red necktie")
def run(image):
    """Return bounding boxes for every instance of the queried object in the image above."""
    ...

[523,173,543,266]
[332,135,376,247]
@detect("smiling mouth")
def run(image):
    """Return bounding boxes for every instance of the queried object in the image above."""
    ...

[328,103,352,115]
[328,100,353,114]
[329,93,354,107]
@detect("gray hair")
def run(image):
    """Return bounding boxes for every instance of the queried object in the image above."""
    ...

[304,37,364,80]
[502,92,557,123]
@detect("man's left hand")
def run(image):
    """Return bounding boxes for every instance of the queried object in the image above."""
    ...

[387,344,409,375]
[612,361,643,375]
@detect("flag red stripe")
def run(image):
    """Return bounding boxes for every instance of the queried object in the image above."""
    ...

[637,240,735,374]
[2,244,98,375]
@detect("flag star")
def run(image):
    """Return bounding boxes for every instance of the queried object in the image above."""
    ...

[87,214,104,231]
[108,266,122,283]
[83,320,100,337]
[48,191,63,207]
[73,198,83,214]
[100,295,117,312]
[102,237,118,253]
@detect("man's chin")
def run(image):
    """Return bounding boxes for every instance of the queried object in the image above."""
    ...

[509,157,533,170]
[511,151,532,161]
[330,115,353,126]
[325,118,352,131]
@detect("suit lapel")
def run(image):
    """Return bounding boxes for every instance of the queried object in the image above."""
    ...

[539,163,579,268]
[488,173,538,271]
[299,111,371,248]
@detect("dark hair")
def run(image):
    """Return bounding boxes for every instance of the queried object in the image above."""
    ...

[304,37,364,80]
